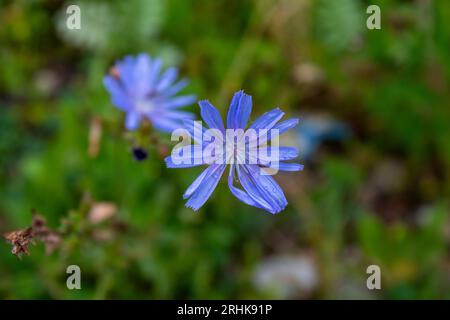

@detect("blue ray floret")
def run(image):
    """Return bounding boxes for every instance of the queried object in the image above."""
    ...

[103,53,196,133]
[165,90,304,214]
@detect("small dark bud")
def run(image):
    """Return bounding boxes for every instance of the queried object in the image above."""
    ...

[132,147,148,161]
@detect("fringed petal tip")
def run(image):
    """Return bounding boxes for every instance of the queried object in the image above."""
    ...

[199,99,225,131]
[269,205,286,215]
[289,118,301,128]
[182,164,227,212]
[279,163,304,171]
[164,156,174,168]
[185,202,201,212]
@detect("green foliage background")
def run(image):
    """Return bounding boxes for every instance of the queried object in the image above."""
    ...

[0,0,449,299]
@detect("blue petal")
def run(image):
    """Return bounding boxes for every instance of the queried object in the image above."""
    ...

[156,67,178,92]
[103,75,120,96]
[125,112,141,131]
[235,93,252,129]
[150,116,184,133]
[103,76,131,111]
[115,54,161,97]
[278,163,304,171]
[226,90,244,129]
[261,162,304,172]
[272,118,300,136]
[165,156,203,168]
[116,55,138,95]
[259,118,300,144]
[134,54,154,95]
[161,110,196,120]
[146,110,195,133]
[236,165,276,213]
[163,79,189,97]
[226,91,252,129]
[249,108,284,130]
[165,145,204,168]
[162,95,197,109]
[243,165,288,213]
[199,100,225,131]
[227,166,272,211]
[183,165,210,199]
[279,147,299,160]
[147,57,162,90]
[183,119,207,145]
[184,164,227,211]
[258,146,299,161]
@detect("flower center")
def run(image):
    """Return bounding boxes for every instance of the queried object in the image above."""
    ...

[224,139,247,164]
[135,99,155,114]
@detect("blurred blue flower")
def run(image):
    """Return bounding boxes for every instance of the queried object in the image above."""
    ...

[165,90,303,214]
[103,53,196,132]
[296,114,350,160]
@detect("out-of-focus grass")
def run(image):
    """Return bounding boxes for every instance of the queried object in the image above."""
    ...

[0,0,449,299]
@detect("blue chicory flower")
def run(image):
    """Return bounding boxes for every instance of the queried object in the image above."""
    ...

[103,53,196,133]
[165,90,304,214]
